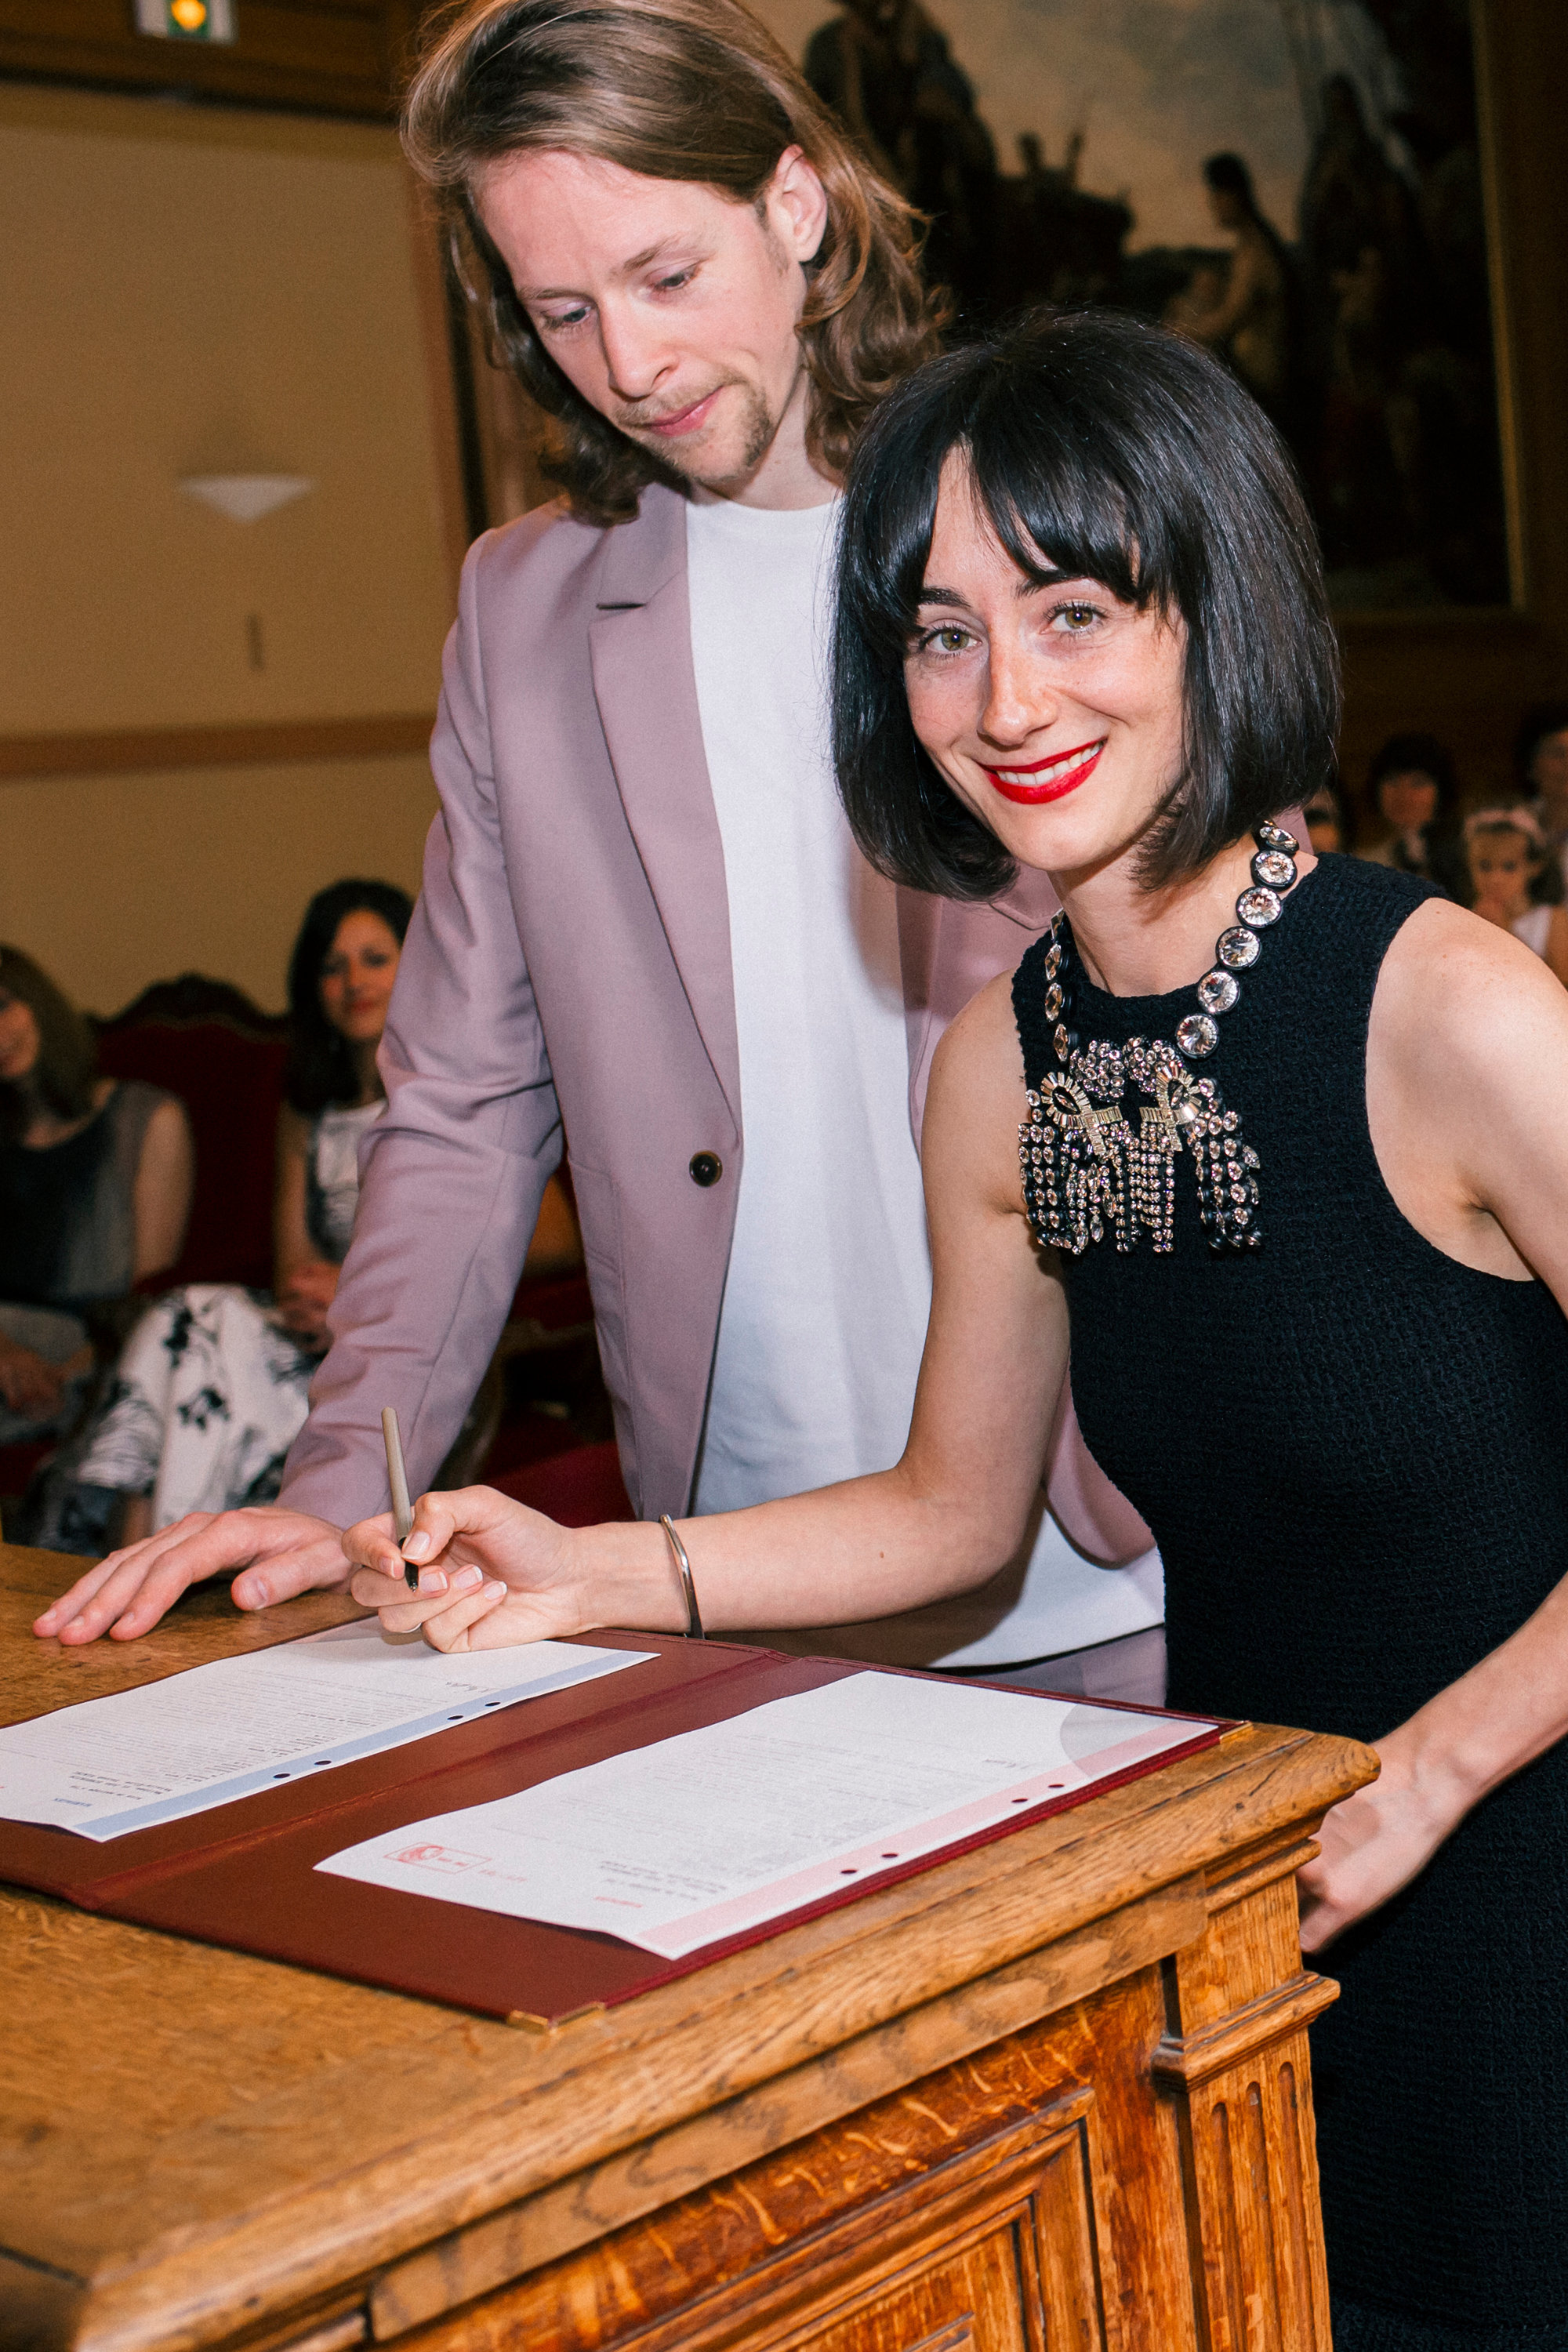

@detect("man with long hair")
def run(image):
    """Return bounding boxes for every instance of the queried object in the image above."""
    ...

[37,0,1158,1690]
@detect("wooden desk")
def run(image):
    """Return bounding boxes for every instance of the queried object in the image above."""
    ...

[0,1542,1374,2352]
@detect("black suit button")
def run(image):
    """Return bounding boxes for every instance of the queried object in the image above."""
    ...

[688,1151,723,1187]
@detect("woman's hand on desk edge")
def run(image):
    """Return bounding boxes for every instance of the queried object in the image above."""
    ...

[346,1486,614,1651]
[32,1505,352,1645]
[1295,1736,1461,1954]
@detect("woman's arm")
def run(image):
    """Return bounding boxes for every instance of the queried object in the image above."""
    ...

[1298,902,1568,1947]
[347,975,1071,1649]
[130,1098,194,1282]
[1182,241,1265,347]
[272,1105,321,1290]
[272,1105,339,1338]
[521,1174,585,1277]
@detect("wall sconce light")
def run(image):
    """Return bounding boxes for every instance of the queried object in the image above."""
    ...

[180,474,314,524]
[134,0,238,39]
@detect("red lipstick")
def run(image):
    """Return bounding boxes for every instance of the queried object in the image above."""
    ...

[982,739,1105,806]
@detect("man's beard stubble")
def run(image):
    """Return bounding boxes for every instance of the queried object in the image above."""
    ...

[619,379,779,492]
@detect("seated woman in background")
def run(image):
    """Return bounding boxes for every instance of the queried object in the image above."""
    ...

[0,946,191,1446]
[1356,730,1464,893]
[1302,772,1348,856]
[1462,805,1568,982]
[34,881,412,1553]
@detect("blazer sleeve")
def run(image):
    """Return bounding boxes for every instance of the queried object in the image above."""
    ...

[279,539,561,1523]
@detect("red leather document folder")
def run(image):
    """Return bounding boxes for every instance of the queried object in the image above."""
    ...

[0,1632,1222,2024]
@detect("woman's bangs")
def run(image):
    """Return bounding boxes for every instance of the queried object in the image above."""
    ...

[966,404,1146,608]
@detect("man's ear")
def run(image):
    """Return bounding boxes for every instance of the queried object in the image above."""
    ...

[764,143,829,267]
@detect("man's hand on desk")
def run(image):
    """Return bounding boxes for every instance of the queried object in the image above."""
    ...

[345,1486,591,1652]
[31,1507,352,1644]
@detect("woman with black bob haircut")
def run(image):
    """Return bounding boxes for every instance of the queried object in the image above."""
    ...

[833,307,1338,902]
[344,314,1568,2347]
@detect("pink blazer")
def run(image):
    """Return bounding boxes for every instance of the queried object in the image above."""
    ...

[281,485,1150,1560]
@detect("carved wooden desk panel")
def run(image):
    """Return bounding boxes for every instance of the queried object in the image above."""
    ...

[0,1543,1374,2352]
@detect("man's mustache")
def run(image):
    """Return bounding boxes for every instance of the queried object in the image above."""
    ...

[614,384,731,431]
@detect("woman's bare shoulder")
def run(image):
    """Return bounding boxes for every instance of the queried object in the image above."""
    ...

[143,1092,191,1135]
[1381,893,1564,1006]
[1376,895,1568,1094]
[931,969,1029,1095]
[136,1092,193,1172]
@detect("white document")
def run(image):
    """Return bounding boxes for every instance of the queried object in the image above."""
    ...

[0,1622,652,1840]
[318,1670,1212,1958]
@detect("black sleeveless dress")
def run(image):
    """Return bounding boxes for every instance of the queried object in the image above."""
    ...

[1013,854,1568,2349]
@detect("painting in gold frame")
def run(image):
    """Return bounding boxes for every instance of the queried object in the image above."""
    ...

[758,0,1521,618]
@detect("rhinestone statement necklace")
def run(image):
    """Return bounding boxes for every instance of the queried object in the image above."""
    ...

[1019,821,1301,1257]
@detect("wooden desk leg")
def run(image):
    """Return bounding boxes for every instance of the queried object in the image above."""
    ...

[1152,1837,1339,2352]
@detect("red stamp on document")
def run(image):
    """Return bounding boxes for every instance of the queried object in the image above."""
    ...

[388,1842,485,1872]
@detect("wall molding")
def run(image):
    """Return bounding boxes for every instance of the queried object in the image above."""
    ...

[0,714,434,782]
[0,2,418,121]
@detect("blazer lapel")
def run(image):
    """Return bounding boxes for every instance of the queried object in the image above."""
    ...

[589,486,742,1130]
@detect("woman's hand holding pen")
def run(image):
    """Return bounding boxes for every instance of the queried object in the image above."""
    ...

[344,1486,602,1651]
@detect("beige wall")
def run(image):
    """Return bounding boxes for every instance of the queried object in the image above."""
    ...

[0,85,452,734]
[0,753,437,1016]
[0,83,455,1014]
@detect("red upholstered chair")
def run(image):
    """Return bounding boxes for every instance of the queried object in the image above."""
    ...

[489,1440,633,1526]
[93,975,290,1294]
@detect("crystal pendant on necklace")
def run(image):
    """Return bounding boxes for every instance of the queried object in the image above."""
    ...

[1257,821,1299,852]
[1196,969,1240,1014]
[1251,848,1298,890]
[1236,886,1283,927]
[1217,925,1261,968]
[1176,1013,1219,1058]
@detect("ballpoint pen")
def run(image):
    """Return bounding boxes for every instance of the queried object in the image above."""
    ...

[381,1406,418,1589]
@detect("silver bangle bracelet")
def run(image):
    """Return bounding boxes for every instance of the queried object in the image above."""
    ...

[659,1514,705,1640]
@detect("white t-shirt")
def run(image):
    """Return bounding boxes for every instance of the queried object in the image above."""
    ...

[684,495,1160,1664]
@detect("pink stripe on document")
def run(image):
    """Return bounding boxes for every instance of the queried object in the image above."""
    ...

[649,1722,1180,1955]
